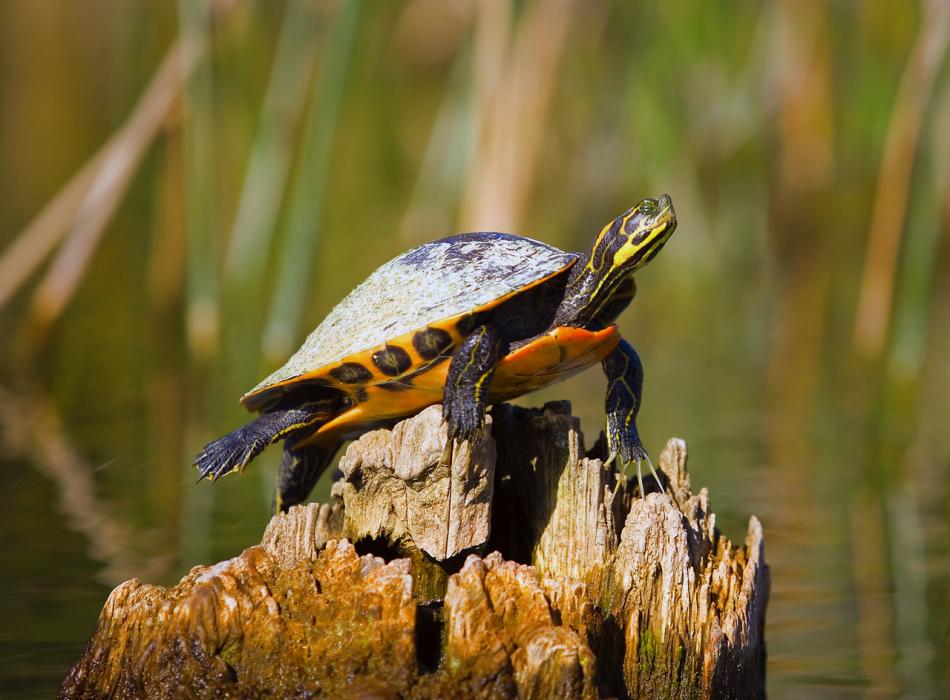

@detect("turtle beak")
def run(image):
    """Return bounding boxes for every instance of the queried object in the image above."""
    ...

[626,195,676,271]
[658,193,674,223]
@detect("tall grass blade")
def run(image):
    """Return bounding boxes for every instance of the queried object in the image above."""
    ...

[853,0,950,359]
[179,0,220,359]
[262,0,362,363]
[224,0,323,291]
[459,0,572,231]
[18,40,199,334]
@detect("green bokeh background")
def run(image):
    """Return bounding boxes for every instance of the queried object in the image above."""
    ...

[1,1,948,696]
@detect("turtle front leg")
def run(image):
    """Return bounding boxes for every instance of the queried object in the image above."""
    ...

[602,338,664,495]
[275,438,342,513]
[194,402,333,483]
[443,324,503,441]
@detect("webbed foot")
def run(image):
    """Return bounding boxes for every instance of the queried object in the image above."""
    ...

[606,422,664,498]
[195,428,265,482]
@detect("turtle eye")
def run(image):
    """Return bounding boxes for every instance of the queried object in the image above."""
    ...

[639,198,658,216]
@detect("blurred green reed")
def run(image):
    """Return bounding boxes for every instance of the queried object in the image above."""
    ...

[0,1,948,697]
[262,0,361,364]
[224,0,324,380]
[179,0,220,359]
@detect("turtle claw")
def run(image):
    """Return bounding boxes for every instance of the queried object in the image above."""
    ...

[440,438,454,469]
[194,433,255,483]
[624,455,665,499]
[609,449,665,499]
[644,453,666,496]
[634,458,646,499]
[443,405,483,445]
[610,457,646,498]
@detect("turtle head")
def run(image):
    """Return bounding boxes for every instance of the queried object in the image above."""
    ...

[592,194,676,276]
[554,194,676,328]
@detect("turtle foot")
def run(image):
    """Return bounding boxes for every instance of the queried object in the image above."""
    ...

[614,454,666,499]
[606,428,665,498]
[443,402,485,444]
[194,430,261,482]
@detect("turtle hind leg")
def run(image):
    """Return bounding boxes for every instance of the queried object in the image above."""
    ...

[275,439,342,513]
[194,402,335,483]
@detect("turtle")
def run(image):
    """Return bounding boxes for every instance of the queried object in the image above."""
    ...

[195,194,676,511]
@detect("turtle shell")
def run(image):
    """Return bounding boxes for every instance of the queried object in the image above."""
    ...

[242,232,578,411]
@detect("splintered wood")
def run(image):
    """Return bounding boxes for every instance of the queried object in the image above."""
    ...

[61,403,768,699]
[338,405,496,561]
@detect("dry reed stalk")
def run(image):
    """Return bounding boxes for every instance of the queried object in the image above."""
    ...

[853,0,950,359]
[224,0,322,290]
[773,0,834,192]
[0,150,106,312]
[459,0,572,231]
[25,39,201,336]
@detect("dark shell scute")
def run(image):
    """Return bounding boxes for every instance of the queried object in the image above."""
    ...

[329,362,373,384]
[455,314,478,336]
[377,380,413,392]
[413,328,453,361]
[372,345,412,377]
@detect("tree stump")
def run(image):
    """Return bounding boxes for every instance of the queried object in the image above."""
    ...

[60,403,769,699]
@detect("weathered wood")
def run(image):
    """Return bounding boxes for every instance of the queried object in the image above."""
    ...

[60,541,419,698]
[259,499,343,568]
[338,405,496,562]
[61,402,768,699]
[489,401,626,581]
